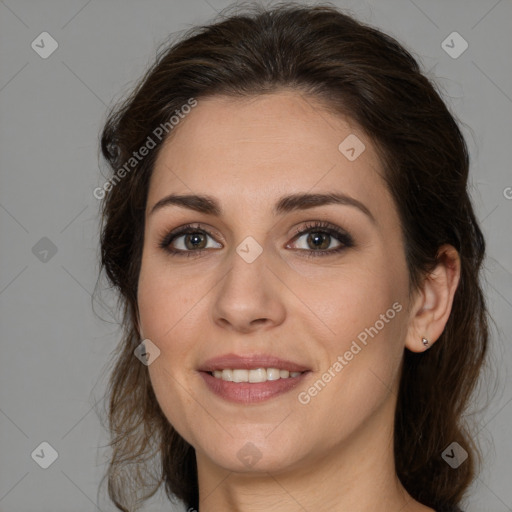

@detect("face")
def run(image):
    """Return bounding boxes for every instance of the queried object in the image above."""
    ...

[137,90,412,474]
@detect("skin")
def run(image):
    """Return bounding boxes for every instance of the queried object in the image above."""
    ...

[136,90,461,512]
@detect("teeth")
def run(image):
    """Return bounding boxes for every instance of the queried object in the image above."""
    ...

[211,368,304,382]
[233,369,248,382]
[267,368,281,380]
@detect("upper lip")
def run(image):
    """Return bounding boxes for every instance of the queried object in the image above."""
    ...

[198,353,310,373]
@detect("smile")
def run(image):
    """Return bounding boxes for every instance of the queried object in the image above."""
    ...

[209,368,305,382]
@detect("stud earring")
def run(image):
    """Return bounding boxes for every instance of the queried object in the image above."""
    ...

[421,337,429,348]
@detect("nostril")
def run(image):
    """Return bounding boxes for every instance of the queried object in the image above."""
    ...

[250,318,269,326]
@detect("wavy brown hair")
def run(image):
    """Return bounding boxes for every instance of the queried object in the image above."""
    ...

[95,2,491,511]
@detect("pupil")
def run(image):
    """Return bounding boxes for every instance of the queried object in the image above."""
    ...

[308,232,329,250]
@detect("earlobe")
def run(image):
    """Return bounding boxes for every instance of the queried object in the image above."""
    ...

[405,244,461,353]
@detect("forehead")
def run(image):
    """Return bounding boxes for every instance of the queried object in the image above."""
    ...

[148,90,392,219]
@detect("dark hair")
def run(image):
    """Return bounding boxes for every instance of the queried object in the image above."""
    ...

[97,2,490,511]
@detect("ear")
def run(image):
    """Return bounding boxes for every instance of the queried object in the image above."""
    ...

[405,244,461,353]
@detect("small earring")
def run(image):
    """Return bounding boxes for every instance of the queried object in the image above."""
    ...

[421,337,429,348]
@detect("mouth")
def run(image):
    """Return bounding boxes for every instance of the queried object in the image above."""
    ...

[197,353,312,403]
[205,368,307,383]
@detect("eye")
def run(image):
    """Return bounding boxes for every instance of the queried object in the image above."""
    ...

[158,220,354,258]
[159,224,222,256]
[287,220,354,257]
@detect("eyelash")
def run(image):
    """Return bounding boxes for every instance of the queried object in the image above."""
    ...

[158,220,354,259]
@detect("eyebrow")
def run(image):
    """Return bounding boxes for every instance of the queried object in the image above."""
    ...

[149,192,376,224]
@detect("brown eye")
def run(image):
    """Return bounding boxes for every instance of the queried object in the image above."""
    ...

[287,220,354,257]
[159,225,222,254]
[183,232,208,250]
[305,232,333,250]
[291,231,341,251]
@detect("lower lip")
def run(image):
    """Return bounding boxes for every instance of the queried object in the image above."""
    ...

[199,371,310,404]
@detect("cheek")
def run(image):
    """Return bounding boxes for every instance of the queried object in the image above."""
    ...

[137,270,203,445]
[295,306,406,450]
[292,258,407,409]
[290,251,405,342]
[137,255,204,339]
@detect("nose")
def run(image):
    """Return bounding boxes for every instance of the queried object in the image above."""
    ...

[211,246,286,334]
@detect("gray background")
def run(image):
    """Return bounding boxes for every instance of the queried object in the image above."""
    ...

[1,0,511,510]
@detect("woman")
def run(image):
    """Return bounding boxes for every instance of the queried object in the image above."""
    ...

[97,3,489,511]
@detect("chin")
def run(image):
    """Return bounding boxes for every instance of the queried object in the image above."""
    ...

[211,448,300,474]
[194,431,309,474]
